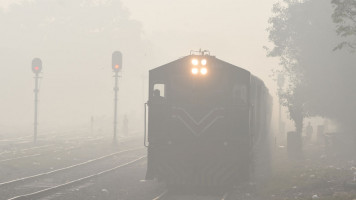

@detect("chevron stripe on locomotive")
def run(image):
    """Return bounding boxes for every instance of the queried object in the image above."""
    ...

[144,50,272,187]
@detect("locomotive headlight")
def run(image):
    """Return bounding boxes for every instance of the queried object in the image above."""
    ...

[192,59,199,66]
[201,59,207,66]
[200,67,207,75]
[192,68,199,75]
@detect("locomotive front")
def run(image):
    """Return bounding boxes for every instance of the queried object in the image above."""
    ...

[145,53,252,187]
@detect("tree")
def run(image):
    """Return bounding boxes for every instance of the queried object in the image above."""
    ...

[267,0,356,137]
[332,0,356,52]
[266,0,310,134]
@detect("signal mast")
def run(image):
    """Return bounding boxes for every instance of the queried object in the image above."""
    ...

[31,58,42,144]
[112,51,122,145]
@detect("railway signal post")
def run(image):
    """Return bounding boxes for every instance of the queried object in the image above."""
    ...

[112,51,122,145]
[32,58,42,144]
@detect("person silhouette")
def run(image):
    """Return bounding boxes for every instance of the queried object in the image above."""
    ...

[306,122,313,141]
[152,89,165,103]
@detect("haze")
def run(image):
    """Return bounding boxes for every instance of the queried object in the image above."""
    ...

[0,0,279,135]
[1,0,356,199]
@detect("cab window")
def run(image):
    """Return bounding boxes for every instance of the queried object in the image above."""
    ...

[153,84,165,98]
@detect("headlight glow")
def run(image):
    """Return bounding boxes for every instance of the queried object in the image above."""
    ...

[192,59,199,66]
[200,68,207,75]
[192,68,199,75]
[201,59,207,66]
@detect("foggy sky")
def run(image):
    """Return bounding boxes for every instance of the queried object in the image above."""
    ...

[0,0,281,135]
[120,0,279,80]
[0,0,279,81]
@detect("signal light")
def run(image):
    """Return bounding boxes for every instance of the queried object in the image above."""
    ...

[112,51,122,72]
[31,58,42,75]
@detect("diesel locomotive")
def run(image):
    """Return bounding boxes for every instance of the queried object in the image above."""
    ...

[144,50,272,187]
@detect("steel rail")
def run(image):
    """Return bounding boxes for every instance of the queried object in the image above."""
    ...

[8,156,146,200]
[0,147,144,188]
[152,190,169,200]
[0,135,140,163]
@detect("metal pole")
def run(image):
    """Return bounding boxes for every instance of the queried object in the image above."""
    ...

[142,73,145,134]
[113,72,119,144]
[34,74,39,144]
[279,91,282,136]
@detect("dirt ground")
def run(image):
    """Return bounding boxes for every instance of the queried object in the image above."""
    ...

[252,138,356,200]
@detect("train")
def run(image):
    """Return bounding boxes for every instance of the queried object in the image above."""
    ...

[144,50,272,187]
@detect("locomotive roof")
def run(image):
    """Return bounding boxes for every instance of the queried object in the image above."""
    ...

[150,55,250,75]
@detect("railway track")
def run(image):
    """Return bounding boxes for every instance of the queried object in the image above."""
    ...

[0,135,142,183]
[1,147,146,200]
[152,189,233,200]
[0,140,97,165]
[7,156,146,200]
[0,135,138,163]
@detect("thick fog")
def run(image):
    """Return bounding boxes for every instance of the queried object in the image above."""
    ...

[1,0,356,199]
[267,0,356,136]
[1,0,355,146]
[0,0,153,135]
[0,0,279,136]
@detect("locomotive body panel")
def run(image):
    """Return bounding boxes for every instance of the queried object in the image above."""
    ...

[145,54,271,186]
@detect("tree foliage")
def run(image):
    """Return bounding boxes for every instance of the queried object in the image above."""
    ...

[266,0,310,133]
[332,0,356,52]
[267,0,356,134]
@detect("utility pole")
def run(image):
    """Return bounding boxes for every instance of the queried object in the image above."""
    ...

[32,58,42,144]
[112,51,122,145]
